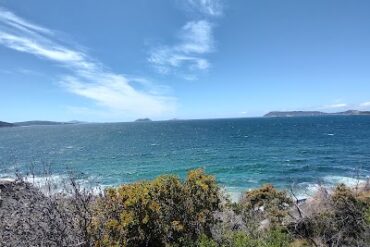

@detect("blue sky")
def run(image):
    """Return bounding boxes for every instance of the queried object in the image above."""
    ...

[1,0,370,122]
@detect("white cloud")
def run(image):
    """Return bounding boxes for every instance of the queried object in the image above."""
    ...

[148,20,213,75]
[359,101,370,107]
[323,103,348,109]
[0,33,92,69]
[186,0,223,17]
[179,20,213,53]
[0,7,52,34]
[149,0,225,78]
[61,74,175,116]
[0,7,175,119]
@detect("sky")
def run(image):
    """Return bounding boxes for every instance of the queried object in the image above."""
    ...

[1,0,370,122]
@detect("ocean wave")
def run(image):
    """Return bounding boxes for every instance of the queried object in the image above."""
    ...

[0,172,108,195]
[323,175,367,186]
[2,171,368,202]
[223,175,369,202]
[294,175,368,199]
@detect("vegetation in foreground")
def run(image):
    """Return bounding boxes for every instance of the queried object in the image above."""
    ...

[0,169,369,246]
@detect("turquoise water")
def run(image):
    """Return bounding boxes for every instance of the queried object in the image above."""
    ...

[0,116,369,196]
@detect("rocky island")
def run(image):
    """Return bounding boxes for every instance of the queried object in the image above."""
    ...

[134,118,152,122]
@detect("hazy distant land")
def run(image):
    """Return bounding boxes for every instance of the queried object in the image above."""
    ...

[134,118,152,122]
[0,121,14,127]
[0,120,84,128]
[1,110,370,128]
[264,110,370,117]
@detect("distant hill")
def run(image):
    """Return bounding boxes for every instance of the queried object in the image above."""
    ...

[334,110,370,115]
[0,121,15,128]
[264,110,370,117]
[264,111,326,117]
[14,121,76,127]
[134,118,152,122]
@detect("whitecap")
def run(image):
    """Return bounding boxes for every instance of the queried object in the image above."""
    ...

[323,175,366,186]
[223,187,245,202]
[293,183,321,200]
[294,176,368,200]
[0,177,15,182]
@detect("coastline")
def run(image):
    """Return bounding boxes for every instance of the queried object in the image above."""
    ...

[1,169,369,246]
[1,172,368,202]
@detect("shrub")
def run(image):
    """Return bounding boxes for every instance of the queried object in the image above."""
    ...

[239,184,293,226]
[198,234,218,247]
[90,169,222,246]
[289,184,370,246]
[262,227,292,247]
[366,207,370,225]
[197,228,292,247]
[3,168,370,246]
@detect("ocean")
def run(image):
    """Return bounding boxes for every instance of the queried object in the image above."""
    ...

[0,116,369,199]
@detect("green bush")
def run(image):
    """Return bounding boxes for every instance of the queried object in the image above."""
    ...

[197,228,292,247]
[90,169,222,246]
[239,184,292,226]
[262,228,292,247]
[366,207,370,225]
[198,234,218,247]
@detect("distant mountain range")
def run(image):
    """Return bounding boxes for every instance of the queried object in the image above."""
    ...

[0,120,85,128]
[264,110,370,117]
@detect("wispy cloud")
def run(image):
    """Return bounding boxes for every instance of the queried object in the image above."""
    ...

[61,74,174,116]
[184,0,224,17]
[179,20,214,54]
[323,103,348,109]
[0,7,52,35]
[359,101,370,107]
[0,7,175,119]
[148,0,224,78]
[148,20,213,76]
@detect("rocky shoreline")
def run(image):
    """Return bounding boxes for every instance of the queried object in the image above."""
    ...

[1,173,369,246]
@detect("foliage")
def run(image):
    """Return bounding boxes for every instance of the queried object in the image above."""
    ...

[197,228,292,247]
[89,169,222,246]
[239,184,293,226]
[2,169,370,247]
[289,184,370,246]
[366,207,370,225]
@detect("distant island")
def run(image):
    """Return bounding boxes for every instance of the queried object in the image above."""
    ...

[0,120,85,128]
[134,118,152,122]
[14,121,77,127]
[264,110,370,117]
[2,111,370,128]
[0,121,15,128]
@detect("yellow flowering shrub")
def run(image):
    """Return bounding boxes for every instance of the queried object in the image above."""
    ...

[90,169,222,246]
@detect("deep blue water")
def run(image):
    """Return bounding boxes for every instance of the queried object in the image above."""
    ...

[0,116,369,196]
